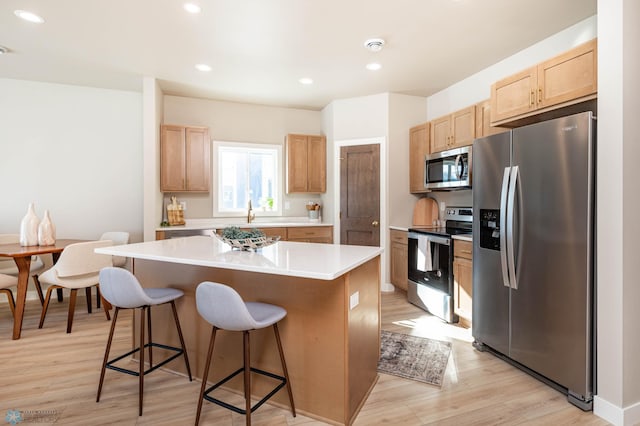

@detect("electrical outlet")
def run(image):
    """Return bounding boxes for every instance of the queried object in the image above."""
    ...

[350,291,359,310]
[180,201,187,211]
[284,201,290,210]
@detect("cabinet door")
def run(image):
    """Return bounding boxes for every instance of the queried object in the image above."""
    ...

[453,257,473,326]
[390,241,408,291]
[160,125,186,191]
[286,134,309,193]
[476,100,507,138]
[185,127,210,191]
[430,116,450,153]
[409,123,429,193]
[450,106,476,148]
[307,135,326,193]
[490,66,537,124]
[537,39,597,109]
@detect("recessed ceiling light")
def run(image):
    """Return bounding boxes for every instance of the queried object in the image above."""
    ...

[14,10,45,24]
[364,38,385,52]
[366,62,382,71]
[0,46,9,55]
[183,3,201,14]
[195,64,212,72]
[299,78,313,85]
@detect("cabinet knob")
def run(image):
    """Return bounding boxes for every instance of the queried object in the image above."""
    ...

[372,220,379,227]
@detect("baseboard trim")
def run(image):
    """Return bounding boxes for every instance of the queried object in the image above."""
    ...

[594,396,640,425]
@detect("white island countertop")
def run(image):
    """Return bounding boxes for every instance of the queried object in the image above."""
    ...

[97,236,382,281]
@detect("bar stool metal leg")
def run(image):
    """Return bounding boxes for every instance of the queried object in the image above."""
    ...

[195,326,218,426]
[97,307,120,402]
[171,301,192,380]
[274,323,296,416]
[244,331,252,426]
[139,306,146,416]
[147,306,153,368]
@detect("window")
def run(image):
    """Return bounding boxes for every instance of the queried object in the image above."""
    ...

[214,141,281,216]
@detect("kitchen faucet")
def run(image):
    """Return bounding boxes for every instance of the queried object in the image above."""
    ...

[247,199,255,223]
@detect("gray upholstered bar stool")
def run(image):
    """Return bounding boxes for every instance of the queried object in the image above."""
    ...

[195,281,295,426]
[96,267,192,416]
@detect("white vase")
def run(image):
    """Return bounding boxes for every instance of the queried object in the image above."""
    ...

[19,203,40,246]
[38,209,56,246]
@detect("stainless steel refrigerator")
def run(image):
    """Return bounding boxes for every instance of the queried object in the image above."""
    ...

[472,111,595,410]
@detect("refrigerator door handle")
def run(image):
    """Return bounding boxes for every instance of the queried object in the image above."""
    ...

[500,167,511,288]
[454,154,462,179]
[507,166,519,290]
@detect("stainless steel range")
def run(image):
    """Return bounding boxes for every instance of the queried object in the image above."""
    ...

[407,206,472,323]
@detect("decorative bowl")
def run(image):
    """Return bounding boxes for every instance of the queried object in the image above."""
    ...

[216,234,280,251]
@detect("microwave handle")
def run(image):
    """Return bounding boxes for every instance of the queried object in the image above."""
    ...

[454,154,464,180]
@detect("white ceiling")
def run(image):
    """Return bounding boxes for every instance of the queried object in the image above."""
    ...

[0,0,596,110]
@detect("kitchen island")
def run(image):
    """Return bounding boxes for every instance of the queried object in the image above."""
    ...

[96,236,382,425]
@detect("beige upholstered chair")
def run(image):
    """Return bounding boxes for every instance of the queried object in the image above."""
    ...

[37,240,113,333]
[99,232,129,268]
[0,273,18,316]
[95,232,130,309]
[0,234,45,303]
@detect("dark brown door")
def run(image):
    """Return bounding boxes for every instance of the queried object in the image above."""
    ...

[340,144,380,246]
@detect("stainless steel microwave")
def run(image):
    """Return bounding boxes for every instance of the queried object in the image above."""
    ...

[424,145,472,190]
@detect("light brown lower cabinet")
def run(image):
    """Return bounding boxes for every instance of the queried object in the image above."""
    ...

[287,226,333,243]
[390,229,408,291]
[453,239,473,328]
[157,226,332,243]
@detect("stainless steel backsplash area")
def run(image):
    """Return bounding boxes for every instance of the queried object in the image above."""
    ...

[427,190,472,221]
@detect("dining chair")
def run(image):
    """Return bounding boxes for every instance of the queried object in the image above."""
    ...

[0,273,18,316]
[37,240,113,333]
[95,232,130,309]
[0,234,45,304]
[99,232,129,268]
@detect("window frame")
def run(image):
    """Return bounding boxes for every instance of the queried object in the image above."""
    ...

[213,140,282,217]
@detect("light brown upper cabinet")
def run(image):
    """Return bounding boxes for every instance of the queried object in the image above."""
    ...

[491,39,597,126]
[286,134,326,193]
[475,100,507,138]
[409,123,429,193]
[160,124,210,192]
[430,105,476,153]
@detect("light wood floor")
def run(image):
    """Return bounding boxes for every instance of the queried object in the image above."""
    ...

[0,289,609,425]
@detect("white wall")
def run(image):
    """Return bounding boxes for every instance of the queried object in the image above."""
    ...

[142,77,163,241]
[388,94,428,227]
[162,95,323,219]
[594,1,640,424]
[0,78,143,241]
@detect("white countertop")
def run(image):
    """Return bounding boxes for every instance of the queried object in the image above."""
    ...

[452,234,472,242]
[96,236,382,280]
[158,217,332,232]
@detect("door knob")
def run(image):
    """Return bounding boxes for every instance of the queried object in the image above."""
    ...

[372,220,379,227]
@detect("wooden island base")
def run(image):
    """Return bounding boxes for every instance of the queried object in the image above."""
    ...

[133,255,381,425]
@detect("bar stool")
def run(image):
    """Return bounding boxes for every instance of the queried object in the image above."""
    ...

[195,281,295,426]
[96,267,192,416]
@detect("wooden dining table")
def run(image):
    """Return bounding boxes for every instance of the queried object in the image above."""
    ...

[0,239,85,339]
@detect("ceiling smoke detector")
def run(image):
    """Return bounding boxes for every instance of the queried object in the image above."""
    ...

[364,38,385,52]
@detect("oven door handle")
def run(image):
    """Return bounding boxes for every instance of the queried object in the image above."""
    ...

[408,232,450,246]
[500,167,511,288]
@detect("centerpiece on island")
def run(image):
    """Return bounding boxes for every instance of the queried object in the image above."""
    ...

[216,226,280,251]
